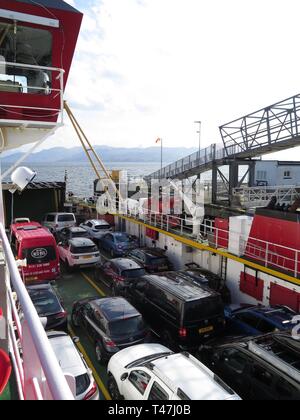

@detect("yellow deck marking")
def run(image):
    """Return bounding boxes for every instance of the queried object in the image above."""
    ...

[116,214,300,287]
[81,272,106,297]
[68,325,111,401]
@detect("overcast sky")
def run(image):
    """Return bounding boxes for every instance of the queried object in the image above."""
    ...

[40,0,300,160]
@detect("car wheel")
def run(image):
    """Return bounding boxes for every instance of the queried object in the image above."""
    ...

[71,311,80,328]
[107,376,122,400]
[95,342,104,365]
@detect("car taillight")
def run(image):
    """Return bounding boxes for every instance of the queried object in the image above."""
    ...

[84,381,97,400]
[179,328,187,338]
[56,311,67,319]
[104,337,116,348]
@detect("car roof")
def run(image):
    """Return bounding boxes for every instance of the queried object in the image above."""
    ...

[112,258,144,270]
[46,212,75,216]
[47,332,86,377]
[69,238,95,247]
[146,273,220,301]
[91,297,140,321]
[152,353,239,400]
[27,283,54,292]
[88,219,110,226]
[230,305,295,323]
[67,227,87,233]
[134,248,166,257]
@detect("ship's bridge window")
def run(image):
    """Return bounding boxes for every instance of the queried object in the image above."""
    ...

[0,21,52,95]
[284,171,291,179]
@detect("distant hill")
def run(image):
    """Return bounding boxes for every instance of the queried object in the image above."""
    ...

[3,146,197,163]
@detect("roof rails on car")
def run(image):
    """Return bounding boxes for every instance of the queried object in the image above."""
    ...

[248,340,300,383]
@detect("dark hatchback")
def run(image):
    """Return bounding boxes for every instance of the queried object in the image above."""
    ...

[94,258,146,295]
[126,248,173,273]
[71,297,150,363]
[123,273,226,351]
[27,284,68,331]
[184,263,232,304]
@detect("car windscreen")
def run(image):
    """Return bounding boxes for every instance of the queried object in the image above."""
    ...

[22,246,57,264]
[121,268,146,279]
[71,245,98,254]
[184,296,224,323]
[73,232,89,238]
[114,234,129,243]
[109,316,146,336]
[148,256,168,266]
[75,373,91,396]
[94,224,110,230]
[29,290,61,316]
[57,214,75,222]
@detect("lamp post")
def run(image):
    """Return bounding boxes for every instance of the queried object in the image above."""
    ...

[194,121,202,159]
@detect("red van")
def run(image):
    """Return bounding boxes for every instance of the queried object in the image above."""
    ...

[10,222,60,284]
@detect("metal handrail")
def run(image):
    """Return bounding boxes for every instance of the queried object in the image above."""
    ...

[0,223,74,400]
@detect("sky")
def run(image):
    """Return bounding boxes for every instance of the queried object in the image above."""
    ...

[33,0,300,160]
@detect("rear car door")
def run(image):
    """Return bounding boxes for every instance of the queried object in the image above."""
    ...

[215,347,254,399]
[121,370,152,400]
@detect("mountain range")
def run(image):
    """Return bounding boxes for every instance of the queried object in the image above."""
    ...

[2,146,197,163]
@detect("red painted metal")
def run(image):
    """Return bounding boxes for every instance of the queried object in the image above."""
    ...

[215,218,229,248]
[240,272,264,301]
[269,283,300,312]
[245,214,300,276]
[0,0,83,123]
[146,228,159,241]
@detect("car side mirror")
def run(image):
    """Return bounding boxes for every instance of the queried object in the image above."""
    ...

[73,337,80,344]
[121,373,128,382]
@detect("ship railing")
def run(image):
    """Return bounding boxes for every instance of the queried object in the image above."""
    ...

[0,61,64,127]
[233,185,300,207]
[125,209,300,278]
[0,223,74,400]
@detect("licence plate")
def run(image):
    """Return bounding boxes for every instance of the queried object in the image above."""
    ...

[83,255,92,259]
[199,326,214,334]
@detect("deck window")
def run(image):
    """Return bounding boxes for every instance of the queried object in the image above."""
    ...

[0,21,52,94]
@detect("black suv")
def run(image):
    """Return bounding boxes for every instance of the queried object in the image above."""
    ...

[123,273,225,351]
[198,333,300,400]
[71,296,150,363]
[126,248,173,273]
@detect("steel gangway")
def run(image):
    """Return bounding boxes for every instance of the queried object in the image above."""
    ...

[147,94,300,180]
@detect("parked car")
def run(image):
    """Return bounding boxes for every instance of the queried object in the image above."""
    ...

[94,258,146,295]
[47,331,99,400]
[224,304,299,336]
[126,248,173,273]
[99,232,139,257]
[80,219,112,242]
[184,263,232,304]
[10,221,60,284]
[27,284,68,331]
[198,332,300,400]
[122,273,226,351]
[58,238,100,271]
[56,227,90,243]
[107,343,241,400]
[42,213,76,233]
[71,297,151,364]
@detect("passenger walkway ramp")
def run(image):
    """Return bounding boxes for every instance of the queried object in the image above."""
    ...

[147,94,300,180]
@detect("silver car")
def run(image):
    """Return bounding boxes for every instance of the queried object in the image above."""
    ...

[47,331,99,400]
[80,219,112,242]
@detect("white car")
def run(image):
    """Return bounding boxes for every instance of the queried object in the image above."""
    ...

[58,238,101,270]
[80,219,112,242]
[42,213,76,233]
[107,344,241,401]
[47,331,99,400]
